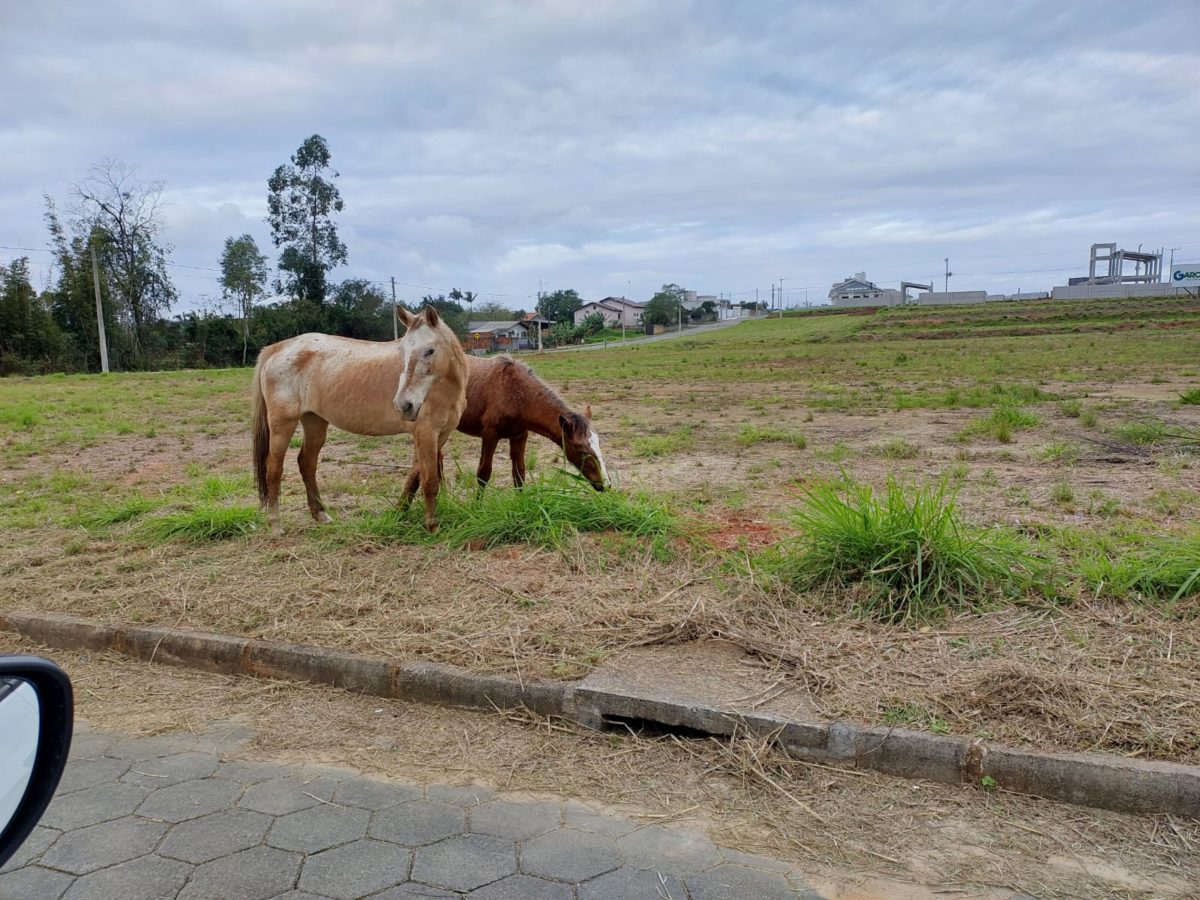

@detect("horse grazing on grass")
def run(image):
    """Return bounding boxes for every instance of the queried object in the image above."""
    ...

[252,306,468,532]
[460,355,609,490]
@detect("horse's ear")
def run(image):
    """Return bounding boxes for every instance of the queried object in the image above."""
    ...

[584,404,592,421]
[559,413,574,438]
[423,305,441,328]
[396,307,416,331]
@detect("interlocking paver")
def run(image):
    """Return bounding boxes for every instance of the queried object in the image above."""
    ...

[268,893,332,900]
[369,800,465,847]
[40,781,151,831]
[577,866,688,900]
[468,873,573,899]
[178,846,304,900]
[192,724,256,755]
[268,803,370,854]
[0,824,59,871]
[297,839,412,899]
[137,776,243,823]
[61,853,191,900]
[56,756,132,795]
[40,815,167,875]
[110,732,199,760]
[411,833,517,892]
[616,824,723,876]
[687,863,800,898]
[369,886,457,899]
[158,808,273,864]
[215,760,296,784]
[470,800,561,840]
[239,775,338,816]
[333,777,421,810]
[0,864,75,900]
[521,828,620,882]
[721,847,793,871]
[121,751,221,787]
[67,729,117,760]
[563,802,638,837]
[425,783,497,806]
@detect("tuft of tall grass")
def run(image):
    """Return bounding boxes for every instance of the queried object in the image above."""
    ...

[1114,419,1168,445]
[139,504,263,542]
[957,406,1040,443]
[737,425,806,449]
[187,473,253,502]
[1084,534,1200,602]
[874,438,919,459]
[1039,442,1081,464]
[72,495,159,529]
[756,478,1038,623]
[1179,388,1200,405]
[354,474,676,551]
[631,425,694,458]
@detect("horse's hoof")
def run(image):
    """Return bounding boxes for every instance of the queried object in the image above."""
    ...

[270,524,284,536]
[425,520,438,533]
[315,511,332,524]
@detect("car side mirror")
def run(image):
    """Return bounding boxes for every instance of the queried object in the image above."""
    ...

[0,656,73,870]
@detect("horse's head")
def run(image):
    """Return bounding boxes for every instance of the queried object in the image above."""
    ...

[559,405,609,491]
[394,306,464,422]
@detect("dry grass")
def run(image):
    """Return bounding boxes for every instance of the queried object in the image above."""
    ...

[12,639,1197,898]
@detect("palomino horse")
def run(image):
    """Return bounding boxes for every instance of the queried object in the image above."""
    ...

[252,306,468,532]
[459,355,609,490]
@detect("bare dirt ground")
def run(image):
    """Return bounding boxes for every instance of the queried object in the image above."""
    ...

[7,636,1196,899]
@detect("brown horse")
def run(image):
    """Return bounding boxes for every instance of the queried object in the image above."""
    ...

[459,355,609,490]
[252,306,468,532]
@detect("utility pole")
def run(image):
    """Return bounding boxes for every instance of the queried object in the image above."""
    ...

[536,281,543,352]
[624,279,630,342]
[779,277,785,316]
[944,258,952,293]
[90,239,110,373]
[1169,247,1180,270]
[390,276,398,340]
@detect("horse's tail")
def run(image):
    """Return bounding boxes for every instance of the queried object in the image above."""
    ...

[251,349,272,507]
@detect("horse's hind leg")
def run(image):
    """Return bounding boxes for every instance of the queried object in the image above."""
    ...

[476,432,499,490]
[266,415,298,534]
[298,413,331,524]
[510,432,528,487]
[398,467,420,512]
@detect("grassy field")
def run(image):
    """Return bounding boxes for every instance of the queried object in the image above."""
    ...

[2,296,1198,763]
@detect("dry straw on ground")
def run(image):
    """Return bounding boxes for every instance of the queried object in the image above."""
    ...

[12,639,1195,899]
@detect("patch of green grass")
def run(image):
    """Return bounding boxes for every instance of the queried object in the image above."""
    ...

[755,478,1038,623]
[138,504,263,542]
[736,424,806,449]
[353,474,677,551]
[874,438,919,459]
[1180,388,1200,405]
[1050,481,1075,507]
[0,401,41,430]
[882,703,950,734]
[1039,442,1081,464]
[1084,534,1200,601]
[72,495,159,529]
[1114,419,1168,445]
[186,473,253,503]
[957,406,1041,443]
[1058,399,1083,418]
[631,425,694,458]
[1079,407,1099,428]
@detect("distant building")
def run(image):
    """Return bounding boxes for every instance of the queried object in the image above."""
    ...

[465,321,528,353]
[828,273,901,307]
[573,297,645,328]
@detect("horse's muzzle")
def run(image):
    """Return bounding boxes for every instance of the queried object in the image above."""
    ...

[396,399,420,421]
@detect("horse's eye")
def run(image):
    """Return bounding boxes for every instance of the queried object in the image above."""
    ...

[424,347,435,358]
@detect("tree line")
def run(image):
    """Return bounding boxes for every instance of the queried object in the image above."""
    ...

[1,133,713,375]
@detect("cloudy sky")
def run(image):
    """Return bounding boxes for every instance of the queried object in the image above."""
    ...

[2,0,1198,311]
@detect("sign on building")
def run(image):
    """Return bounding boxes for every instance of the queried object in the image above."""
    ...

[1171,264,1200,288]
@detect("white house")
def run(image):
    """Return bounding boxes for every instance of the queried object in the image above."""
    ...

[573,297,645,328]
[828,273,901,307]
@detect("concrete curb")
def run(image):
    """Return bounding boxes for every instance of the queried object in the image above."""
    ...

[3,611,1196,818]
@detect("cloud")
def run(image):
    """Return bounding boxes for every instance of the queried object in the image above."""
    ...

[1,0,1197,310]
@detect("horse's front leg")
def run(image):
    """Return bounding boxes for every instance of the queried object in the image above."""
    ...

[510,432,528,487]
[398,466,420,512]
[476,432,499,491]
[416,428,442,532]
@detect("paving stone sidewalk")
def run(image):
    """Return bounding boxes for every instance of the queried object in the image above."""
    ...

[0,723,826,899]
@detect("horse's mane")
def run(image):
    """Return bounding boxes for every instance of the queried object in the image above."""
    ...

[496,355,582,425]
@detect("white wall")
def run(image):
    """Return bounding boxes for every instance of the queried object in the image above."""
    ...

[1049,283,1183,301]
[917,291,987,305]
